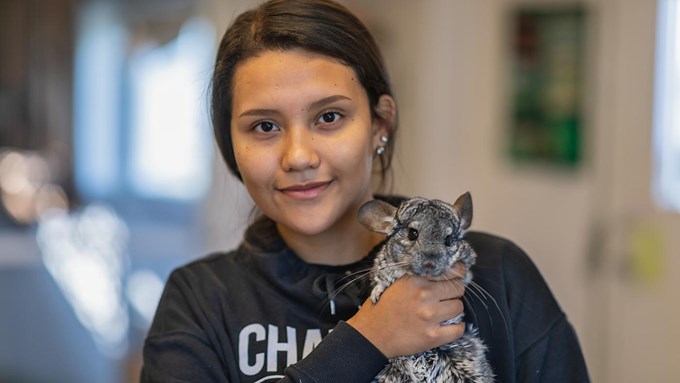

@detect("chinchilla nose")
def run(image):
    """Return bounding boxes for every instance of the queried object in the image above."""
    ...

[416,252,446,276]
[422,245,447,260]
[421,251,446,266]
[423,251,442,260]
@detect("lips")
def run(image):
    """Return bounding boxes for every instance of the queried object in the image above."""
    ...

[277,180,332,200]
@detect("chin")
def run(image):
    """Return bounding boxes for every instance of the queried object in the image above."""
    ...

[280,214,336,237]
[267,187,367,237]
[275,203,352,238]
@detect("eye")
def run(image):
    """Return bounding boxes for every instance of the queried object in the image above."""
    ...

[444,235,454,247]
[316,111,342,125]
[407,228,419,241]
[253,120,279,133]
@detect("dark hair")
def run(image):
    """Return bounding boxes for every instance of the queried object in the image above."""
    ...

[210,0,397,186]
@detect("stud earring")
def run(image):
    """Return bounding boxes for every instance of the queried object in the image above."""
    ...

[375,135,388,155]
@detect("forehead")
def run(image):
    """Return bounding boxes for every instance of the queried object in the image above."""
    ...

[231,49,367,110]
[399,200,456,223]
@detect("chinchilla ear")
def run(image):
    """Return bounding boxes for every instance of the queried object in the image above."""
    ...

[358,200,398,235]
[452,192,473,231]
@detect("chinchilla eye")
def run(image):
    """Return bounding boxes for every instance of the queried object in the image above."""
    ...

[444,235,454,247]
[407,228,419,241]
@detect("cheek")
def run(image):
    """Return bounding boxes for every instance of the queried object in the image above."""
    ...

[330,144,369,168]
[233,144,253,178]
[326,128,374,169]
[233,141,275,189]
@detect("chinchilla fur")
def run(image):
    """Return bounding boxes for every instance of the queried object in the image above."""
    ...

[358,192,494,383]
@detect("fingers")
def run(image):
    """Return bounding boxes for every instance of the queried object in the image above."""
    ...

[411,296,466,349]
[440,297,464,322]
[425,275,465,302]
[425,262,467,302]
[347,270,468,358]
[406,272,465,318]
[435,322,466,345]
[419,297,464,324]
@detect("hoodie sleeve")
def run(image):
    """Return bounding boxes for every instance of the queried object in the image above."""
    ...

[283,321,388,383]
[141,321,387,383]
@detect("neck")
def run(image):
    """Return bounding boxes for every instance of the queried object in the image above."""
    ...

[277,214,383,266]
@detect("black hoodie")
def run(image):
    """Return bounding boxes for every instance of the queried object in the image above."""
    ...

[141,198,589,383]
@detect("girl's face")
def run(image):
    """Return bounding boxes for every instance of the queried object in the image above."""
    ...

[231,49,389,239]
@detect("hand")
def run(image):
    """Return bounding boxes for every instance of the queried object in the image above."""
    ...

[347,263,467,358]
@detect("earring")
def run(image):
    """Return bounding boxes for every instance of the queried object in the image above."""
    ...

[375,135,388,155]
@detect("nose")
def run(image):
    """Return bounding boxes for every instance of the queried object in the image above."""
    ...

[415,254,444,277]
[422,251,444,262]
[281,127,320,172]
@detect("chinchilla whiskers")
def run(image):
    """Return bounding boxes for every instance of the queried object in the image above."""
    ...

[467,280,493,300]
[328,260,414,302]
[467,280,502,314]
[378,260,413,271]
[337,267,373,285]
[329,268,374,300]
[448,268,468,280]
[464,282,489,310]
[461,294,480,325]
[464,283,497,329]
[439,273,509,339]
[371,260,414,278]
[441,275,466,296]
[466,280,510,339]
[440,277,483,325]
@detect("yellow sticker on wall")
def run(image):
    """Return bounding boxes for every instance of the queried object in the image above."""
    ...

[628,223,665,286]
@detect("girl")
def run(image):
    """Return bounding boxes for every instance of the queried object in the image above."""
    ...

[141,1,589,382]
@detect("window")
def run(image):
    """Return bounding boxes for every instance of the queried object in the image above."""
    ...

[67,2,217,354]
[73,2,215,205]
[127,18,215,201]
[653,0,680,212]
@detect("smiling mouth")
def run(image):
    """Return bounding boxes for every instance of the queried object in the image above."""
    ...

[277,181,332,200]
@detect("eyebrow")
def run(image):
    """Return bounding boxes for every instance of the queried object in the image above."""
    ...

[238,95,352,118]
[308,95,352,111]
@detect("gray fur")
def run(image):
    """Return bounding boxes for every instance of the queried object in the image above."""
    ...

[358,192,494,383]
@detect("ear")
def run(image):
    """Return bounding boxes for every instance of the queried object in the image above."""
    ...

[452,192,473,231]
[358,199,398,235]
[371,95,397,148]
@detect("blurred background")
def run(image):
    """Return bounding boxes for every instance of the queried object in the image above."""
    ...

[1,0,678,382]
